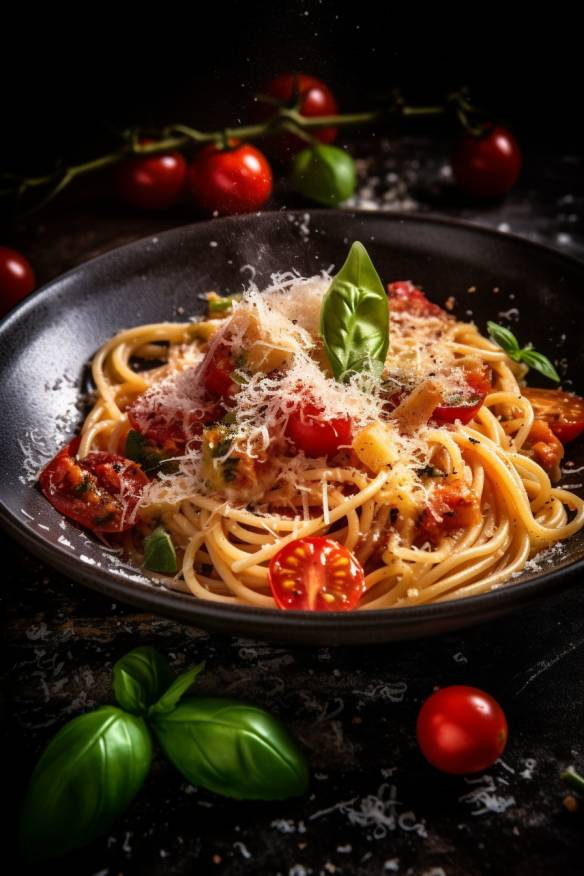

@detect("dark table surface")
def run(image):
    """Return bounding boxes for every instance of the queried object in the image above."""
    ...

[2,136,584,876]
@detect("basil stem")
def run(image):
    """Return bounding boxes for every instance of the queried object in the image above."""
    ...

[320,241,389,381]
[151,697,309,800]
[291,143,357,206]
[113,646,173,716]
[487,321,560,382]
[19,707,152,862]
[144,526,177,574]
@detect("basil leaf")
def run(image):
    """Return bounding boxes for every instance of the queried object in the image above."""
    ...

[151,697,309,800]
[144,526,177,574]
[148,661,205,719]
[125,430,178,476]
[19,707,151,862]
[487,321,521,356]
[291,144,356,206]
[519,348,560,382]
[320,241,389,381]
[113,646,173,716]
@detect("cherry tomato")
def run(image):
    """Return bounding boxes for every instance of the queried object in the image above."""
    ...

[451,125,522,199]
[387,281,446,319]
[256,73,339,161]
[526,419,564,473]
[433,368,491,425]
[286,402,352,457]
[39,440,148,532]
[188,141,272,216]
[0,246,36,315]
[268,536,365,611]
[115,143,187,210]
[416,685,508,774]
[523,387,584,444]
[201,340,238,398]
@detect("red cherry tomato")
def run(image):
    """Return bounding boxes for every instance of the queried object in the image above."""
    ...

[286,402,352,457]
[0,246,36,315]
[115,143,187,210]
[416,685,508,774]
[39,440,148,532]
[523,388,584,444]
[451,125,522,199]
[268,536,365,611]
[387,281,446,319]
[256,73,339,161]
[433,368,491,425]
[188,141,272,216]
[201,341,238,398]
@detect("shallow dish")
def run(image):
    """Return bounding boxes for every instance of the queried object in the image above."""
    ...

[1,210,583,644]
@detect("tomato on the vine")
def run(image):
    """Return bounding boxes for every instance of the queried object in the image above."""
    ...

[256,73,339,161]
[523,387,584,444]
[0,246,36,315]
[416,685,508,774]
[451,125,521,199]
[188,140,272,216]
[268,536,365,611]
[115,143,187,210]
[39,440,149,533]
[286,402,352,457]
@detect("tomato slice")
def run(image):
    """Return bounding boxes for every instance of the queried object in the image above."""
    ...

[433,368,491,425]
[201,340,238,398]
[523,387,584,444]
[39,440,148,532]
[388,281,447,319]
[268,536,365,611]
[285,403,352,457]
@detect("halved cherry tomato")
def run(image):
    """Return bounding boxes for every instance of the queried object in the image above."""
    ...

[39,440,148,532]
[388,281,446,319]
[417,479,481,544]
[525,419,564,473]
[523,387,584,444]
[286,402,352,457]
[416,685,508,774]
[268,536,365,611]
[433,368,491,425]
[255,73,339,161]
[127,399,218,452]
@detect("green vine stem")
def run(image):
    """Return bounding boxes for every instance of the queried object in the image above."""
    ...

[0,89,480,216]
[561,766,584,794]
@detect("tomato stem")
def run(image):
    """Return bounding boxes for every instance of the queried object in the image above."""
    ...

[562,766,584,793]
[2,87,492,217]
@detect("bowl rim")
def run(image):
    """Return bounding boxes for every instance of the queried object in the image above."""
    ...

[1,209,582,633]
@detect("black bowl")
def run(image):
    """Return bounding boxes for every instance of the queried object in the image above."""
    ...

[1,210,583,644]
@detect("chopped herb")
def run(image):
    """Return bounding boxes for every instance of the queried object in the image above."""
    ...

[222,457,240,483]
[416,465,447,478]
[74,476,91,496]
[144,527,177,574]
[206,293,242,317]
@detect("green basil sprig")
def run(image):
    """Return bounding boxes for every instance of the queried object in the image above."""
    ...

[291,143,357,206]
[151,698,309,800]
[19,707,152,862]
[320,241,389,381]
[143,526,178,574]
[487,321,560,382]
[19,647,309,861]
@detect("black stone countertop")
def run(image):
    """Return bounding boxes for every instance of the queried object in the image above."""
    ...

[2,137,584,876]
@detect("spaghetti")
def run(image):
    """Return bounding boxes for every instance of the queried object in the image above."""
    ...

[39,259,584,611]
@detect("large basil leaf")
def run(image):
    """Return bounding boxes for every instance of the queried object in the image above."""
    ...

[151,697,309,800]
[19,706,152,861]
[320,241,389,381]
[148,661,205,719]
[113,646,173,715]
[291,144,356,206]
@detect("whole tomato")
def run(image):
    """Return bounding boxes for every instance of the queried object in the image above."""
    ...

[416,685,508,774]
[256,73,339,161]
[115,143,187,210]
[451,125,521,199]
[0,246,36,315]
[188,141,272,216]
